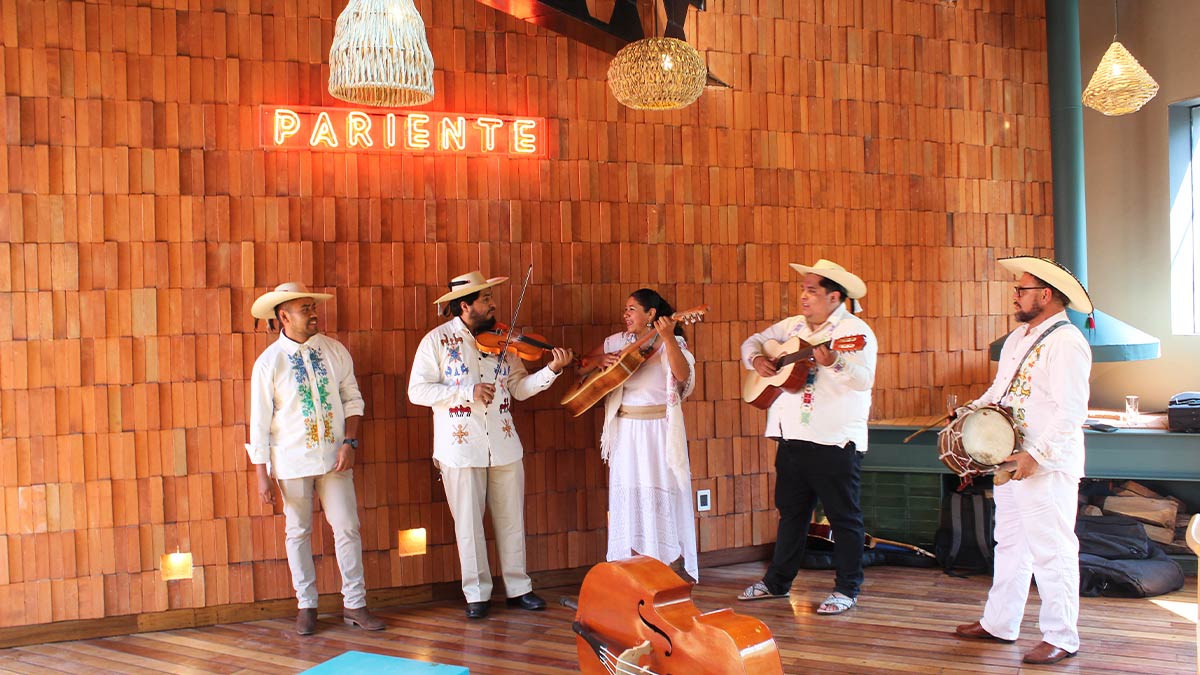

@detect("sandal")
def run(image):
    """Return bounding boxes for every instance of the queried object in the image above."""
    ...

[816,592,856,615]
[737,581,788,601]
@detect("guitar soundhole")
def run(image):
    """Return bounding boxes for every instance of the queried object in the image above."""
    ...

[637,599,673,656]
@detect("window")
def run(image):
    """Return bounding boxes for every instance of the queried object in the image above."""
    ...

[1168,100,1200,334]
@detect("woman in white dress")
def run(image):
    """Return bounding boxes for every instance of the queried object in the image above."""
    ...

[581,289,698,581]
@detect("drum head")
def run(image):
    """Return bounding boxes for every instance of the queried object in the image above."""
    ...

[959,408,1017,465]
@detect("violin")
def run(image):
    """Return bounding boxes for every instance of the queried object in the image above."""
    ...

[570,556,783,675]
[475,322,563,361]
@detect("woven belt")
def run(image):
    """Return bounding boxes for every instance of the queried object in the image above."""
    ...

[618,404,667,420]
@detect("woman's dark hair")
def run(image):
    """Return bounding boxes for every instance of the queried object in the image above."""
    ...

[817,276,849,303]
[630,288,685,337]
[446,291,480,317]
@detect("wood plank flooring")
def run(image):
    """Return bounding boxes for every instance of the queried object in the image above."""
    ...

[1,561,1195,674]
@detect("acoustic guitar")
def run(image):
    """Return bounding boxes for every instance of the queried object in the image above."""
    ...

[561,305,709,417]
[740,334,867,410]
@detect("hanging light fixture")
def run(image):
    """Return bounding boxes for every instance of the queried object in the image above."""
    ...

[1082,0,1158,116]
[606,2,706,111]
[328,0,435,107]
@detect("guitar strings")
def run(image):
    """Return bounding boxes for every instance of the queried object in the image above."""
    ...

[597,646,656,675]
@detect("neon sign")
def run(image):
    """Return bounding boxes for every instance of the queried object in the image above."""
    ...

[260,106,546,157]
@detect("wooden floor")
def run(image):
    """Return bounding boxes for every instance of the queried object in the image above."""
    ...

[1,561,1195,674]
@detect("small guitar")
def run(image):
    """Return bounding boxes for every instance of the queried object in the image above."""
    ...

[808,522,936,560]
[741,334,867,410]
[561,305,709,417]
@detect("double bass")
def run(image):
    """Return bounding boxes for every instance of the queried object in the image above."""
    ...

[560,305,709,417]
[570,556,784,675]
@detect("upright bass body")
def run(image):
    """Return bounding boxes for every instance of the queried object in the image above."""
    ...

[573,556,784,675]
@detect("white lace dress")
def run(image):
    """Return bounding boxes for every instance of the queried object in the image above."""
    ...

[600,333,698,581]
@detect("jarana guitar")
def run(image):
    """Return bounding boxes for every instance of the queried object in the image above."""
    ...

[561,305,709,417]
[741,334,867,409]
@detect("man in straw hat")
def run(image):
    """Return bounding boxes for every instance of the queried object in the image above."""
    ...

[736,259,877,615]
[954,257,1092,665]
[408,271,575,619]
[245,283,385,635]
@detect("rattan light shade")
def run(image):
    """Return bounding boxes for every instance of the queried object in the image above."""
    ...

[328,0,435,107]
[607,37,706,111]
[1082,41,1158,116]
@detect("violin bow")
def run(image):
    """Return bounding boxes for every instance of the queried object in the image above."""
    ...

[491,263,534,382]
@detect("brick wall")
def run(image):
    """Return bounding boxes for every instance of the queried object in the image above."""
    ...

[0,0,1050,628]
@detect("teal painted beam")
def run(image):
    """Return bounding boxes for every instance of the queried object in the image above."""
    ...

[867,424,1200,481]
[1046,0,1088,286]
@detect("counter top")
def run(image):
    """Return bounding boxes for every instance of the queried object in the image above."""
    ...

[867,415,1200,481]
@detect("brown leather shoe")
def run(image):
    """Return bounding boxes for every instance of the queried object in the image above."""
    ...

[1023,641,1076,664]
[342,606,386,631]
[954,621,1015,643]
[296,608,317,635]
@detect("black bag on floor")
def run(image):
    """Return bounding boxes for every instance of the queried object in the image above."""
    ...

[934,475,995,575]
[1076,514,1184,598]
[1075,514,1151,560]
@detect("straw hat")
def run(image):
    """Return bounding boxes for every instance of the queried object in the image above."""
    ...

[998,256,1093,314]
[251,282,333,320]
[433,271,509,305]
[788,259,867,299]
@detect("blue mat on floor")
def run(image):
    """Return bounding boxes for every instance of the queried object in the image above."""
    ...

[301,651,469,674]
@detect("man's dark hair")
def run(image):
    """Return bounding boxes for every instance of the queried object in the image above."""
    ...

[817,276,849,304]
[1032,275,1070,308]
[446,291,481,318]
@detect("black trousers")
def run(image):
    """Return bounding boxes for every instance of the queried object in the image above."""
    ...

[763,438,865,598]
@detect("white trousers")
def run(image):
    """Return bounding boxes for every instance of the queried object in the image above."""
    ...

[277,470,366,610]
[441,460,532,603]
[981,470,1080,652]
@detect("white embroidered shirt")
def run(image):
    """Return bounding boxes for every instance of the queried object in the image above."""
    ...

[967,310,1092,478]
[245,333,365,480]
[407,317,561,468]
[740,305,877,451]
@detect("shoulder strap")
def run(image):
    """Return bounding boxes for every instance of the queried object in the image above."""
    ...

[1001,319,1070,397]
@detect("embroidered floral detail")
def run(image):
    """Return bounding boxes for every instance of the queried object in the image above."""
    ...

[799,368,818,426]
[501,420,514,438]
[288,347,335,449]
[831,353,847,373]
[452,424,470,444]
[444,340,467,385]
[1007,343,1045,432]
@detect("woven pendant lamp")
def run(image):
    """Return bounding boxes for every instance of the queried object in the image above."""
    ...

[607,1,706,111]
[608,37,706,110]
[1081,2,1158,116]
[328,0,435,107]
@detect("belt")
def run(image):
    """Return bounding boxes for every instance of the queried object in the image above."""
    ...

[617,404,667,420]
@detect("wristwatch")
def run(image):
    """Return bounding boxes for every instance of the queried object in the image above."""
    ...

[344,438,359,449]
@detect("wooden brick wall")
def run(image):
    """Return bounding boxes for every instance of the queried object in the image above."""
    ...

[0,0,1052,629]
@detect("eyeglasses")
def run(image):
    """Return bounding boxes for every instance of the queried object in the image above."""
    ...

[1013,286,1048,296]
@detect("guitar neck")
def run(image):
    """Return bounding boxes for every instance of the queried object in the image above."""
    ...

[774,339,827,368]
